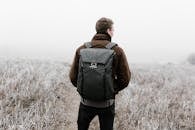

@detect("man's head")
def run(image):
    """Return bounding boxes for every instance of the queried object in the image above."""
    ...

[95,17,114,37]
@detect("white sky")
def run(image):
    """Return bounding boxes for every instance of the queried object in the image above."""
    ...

[0,0,195,63]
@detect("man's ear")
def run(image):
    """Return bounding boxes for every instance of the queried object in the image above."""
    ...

[107,28,111,33]
[107,28,113,37]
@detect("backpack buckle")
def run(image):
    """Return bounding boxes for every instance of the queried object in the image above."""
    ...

[89,63,97,69]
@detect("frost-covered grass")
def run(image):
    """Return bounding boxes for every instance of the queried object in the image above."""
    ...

[0,58,194,130]
[115,63,195,130]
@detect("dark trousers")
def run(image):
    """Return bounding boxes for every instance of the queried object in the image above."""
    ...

[77,102,115,130]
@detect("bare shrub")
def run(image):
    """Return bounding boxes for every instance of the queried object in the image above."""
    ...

[188,53,195,65]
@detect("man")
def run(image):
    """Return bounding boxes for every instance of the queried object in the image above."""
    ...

[69,17,131,130]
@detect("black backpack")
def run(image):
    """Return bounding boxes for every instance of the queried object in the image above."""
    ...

[77,42,116,101]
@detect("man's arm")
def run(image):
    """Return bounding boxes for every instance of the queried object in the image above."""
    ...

[69,45,85,87]
[115,47,131,93]
[69,50,79,87]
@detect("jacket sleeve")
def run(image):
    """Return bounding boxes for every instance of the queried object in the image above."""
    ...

[69,49,80,87]
[115,47,131,93]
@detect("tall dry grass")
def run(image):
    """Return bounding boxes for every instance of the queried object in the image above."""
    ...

[0,58,194,130]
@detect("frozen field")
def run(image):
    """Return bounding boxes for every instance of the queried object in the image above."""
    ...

[0,58,194,130]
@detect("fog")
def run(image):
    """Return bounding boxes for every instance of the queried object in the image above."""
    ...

[0,0,195,63]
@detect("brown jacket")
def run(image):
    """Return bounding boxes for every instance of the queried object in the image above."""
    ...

[69,33,131,94]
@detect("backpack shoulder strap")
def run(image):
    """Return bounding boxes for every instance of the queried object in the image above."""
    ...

[105,42,117,49]
[84,42,92,48]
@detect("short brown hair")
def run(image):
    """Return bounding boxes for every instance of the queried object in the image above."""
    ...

[95,17,113,33]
